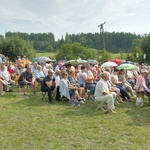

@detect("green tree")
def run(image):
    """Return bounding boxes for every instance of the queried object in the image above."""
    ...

[131,39,142,50]
[0,36,35,61]
[45,45,54,52]
[0,34,4,40]
[56,43,97,61]
[118,50,126,60]
[132,46,143,62]
[141,34,150,63]
[64,33,72,44]
[100,49,112,63]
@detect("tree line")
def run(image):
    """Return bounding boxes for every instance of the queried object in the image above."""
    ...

[3,31,143,53]
[0,31,150,63]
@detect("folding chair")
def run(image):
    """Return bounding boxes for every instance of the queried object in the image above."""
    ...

[18,84,31,94]
[41,91,48,101]
[93,99,107,111]
[41,89,56,102]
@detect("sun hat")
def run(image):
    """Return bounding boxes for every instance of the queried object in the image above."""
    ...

[141,68,149,73]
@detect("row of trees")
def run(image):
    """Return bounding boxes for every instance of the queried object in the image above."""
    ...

[4,31,143,53]
[0,31,150,63]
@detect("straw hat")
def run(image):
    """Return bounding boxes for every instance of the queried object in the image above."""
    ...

[141,68,149,73]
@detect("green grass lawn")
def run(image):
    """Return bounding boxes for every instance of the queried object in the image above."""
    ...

[0,88,150,150]
[36,52,56,58]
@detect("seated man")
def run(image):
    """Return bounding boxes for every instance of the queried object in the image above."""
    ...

[94,72,116,113]
[41,69,57,104]
[18,66,37,98]
[0,78,11,95]
[34,65,45,84]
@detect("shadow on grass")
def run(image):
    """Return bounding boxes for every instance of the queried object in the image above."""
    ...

[122,100,150,127]
[56,100,106,117]
[7,94,50,107]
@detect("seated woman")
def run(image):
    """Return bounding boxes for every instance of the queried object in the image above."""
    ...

[145,72,150,89]
[108,72,124,104]
[68,69,85,100]
[110,68,132,102]
[118,69,136,98]
[60,71,85,105]
[84,64,95,99]
[0,63,15,92]
[7,63,15,80]
[0,78,11,95]
[136,69,150,98]
[126,70,136,88]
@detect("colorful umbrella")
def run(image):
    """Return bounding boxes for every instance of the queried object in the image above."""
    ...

[19,59,32,65]
[117,64,137,70]
[37,56,55,63]
[87,59,98,64]
[111,59,122,65]
[64,60,81,66]
[79,59,88,64]
[101,61,118,68]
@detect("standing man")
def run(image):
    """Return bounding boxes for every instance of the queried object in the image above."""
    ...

[94,72,116,113]
[41,69,57,104]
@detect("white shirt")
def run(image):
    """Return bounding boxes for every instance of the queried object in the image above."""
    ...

[54,73,60,85]
[94,78,110,97]
[0,69,10,81]
[36,70,45,79]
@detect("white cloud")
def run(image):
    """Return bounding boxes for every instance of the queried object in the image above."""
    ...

[0,0,149,39]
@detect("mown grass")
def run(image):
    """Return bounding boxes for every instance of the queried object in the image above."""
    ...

[36,52,56,58]
[35,52,125,60]
[0,88,150,150]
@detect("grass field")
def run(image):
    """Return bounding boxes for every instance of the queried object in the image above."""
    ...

[36,52,56,58]
[35,52,124,60]
[0,87,150,150]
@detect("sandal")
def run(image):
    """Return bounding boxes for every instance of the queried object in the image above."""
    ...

[128,99,134,102]
[118,100,124,103]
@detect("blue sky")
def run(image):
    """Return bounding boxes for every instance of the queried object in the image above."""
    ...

[0,0,149,40]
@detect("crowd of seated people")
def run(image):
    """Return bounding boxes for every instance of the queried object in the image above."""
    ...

[1,54,150,110]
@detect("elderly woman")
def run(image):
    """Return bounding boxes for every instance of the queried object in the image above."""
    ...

[84,64,96,99]
[110,69,133,102]
[68,69,85,100]
[60,71,85,104]
[118,69,136,98]
[135,69,150,95]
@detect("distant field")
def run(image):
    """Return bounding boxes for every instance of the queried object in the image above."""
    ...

[36,52,56,58]
[36,52,127,60]
[112,53,121,58]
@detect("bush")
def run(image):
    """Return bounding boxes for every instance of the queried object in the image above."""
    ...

[0,36,35,61]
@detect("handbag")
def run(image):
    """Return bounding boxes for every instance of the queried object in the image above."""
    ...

[134,85,140,91]
[136,97,143,107]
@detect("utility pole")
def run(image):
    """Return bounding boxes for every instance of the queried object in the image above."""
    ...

[98,22,106,61]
